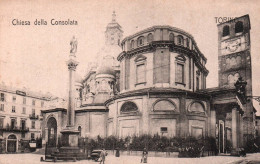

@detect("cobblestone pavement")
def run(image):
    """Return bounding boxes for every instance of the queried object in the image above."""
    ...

[0,153,260,164]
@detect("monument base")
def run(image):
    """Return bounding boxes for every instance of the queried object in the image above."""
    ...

[49,127,86,161]
[60,126,80,147]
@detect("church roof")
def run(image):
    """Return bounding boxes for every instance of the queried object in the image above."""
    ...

[96,65,115,76]
[105,11,123,32]
[75,72,83,83]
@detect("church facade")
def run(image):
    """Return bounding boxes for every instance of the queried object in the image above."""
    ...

[41,13,256,153]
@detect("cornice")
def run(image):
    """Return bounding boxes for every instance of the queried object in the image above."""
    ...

[118,41,209,75]
[121,25,207,61]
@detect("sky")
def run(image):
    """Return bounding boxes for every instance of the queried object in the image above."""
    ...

[0,0,260,113]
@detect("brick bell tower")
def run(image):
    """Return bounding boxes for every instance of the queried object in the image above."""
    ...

[217,15,255,143]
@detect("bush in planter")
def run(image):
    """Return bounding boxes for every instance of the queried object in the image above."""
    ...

[225,140,232,153]
[178,137,204,158]
[104,136,117,150]
[245,134,258,153]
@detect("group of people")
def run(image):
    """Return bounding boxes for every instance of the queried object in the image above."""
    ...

[97,148,148,164]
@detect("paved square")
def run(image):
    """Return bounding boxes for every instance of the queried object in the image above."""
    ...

[1,153,260,164]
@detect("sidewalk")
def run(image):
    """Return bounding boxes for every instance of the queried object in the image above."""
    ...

[0,152,259,164]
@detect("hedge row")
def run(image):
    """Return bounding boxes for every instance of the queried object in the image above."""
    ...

[78,135,218,153]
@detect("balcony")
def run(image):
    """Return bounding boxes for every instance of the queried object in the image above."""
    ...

[29,114,39,120]
[0,126,29,132]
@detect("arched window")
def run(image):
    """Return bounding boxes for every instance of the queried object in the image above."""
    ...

[228,74,234,85]
[186,38,190,48]
[8,134,17,139]
[130,40,135,49]
[223,25,230,37]
[120,101,138,113]
[137,36,144,47]
[169,33,174,42]
[153,100,176,111]
[177,35,184,45]
[234,73,240,83]
[147,33,153,43]
[188,101,205,113]
[235,21,243,33]
[236,56,242,65]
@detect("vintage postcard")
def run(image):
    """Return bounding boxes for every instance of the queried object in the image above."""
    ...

[0,0,260,163]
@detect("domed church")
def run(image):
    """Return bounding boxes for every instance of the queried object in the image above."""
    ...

[41,14,256,153]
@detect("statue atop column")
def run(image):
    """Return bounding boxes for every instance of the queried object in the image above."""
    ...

[70,36,78,54]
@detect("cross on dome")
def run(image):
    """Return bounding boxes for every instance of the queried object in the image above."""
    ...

[112,11,116,22]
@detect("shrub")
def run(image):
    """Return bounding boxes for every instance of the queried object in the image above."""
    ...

[79,135,218,157]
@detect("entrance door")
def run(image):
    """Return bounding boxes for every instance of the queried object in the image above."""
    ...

[7,140,16,152]
[7,134,17,153]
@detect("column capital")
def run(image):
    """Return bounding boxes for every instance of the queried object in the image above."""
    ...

[67,59,79,71]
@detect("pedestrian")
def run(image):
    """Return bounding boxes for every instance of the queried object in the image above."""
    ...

[99,148,107,164]
[141,148,148,163]
[115,148,120,157]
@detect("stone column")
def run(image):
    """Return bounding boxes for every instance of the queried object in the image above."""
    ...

[232,108,238,149]
[210,108,216,137]
[45,128,48,143]
[66,58,78,127]
[237,111,240,147]
[60,36,80,149]
[240,113,244,147]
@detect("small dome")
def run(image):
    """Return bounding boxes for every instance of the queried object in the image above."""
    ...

[96,65,115,76]
[75,73,83,83]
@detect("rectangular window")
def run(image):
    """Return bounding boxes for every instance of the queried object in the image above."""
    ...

[22,133,25,138]
[0,104,4,111]
[176,63,184,83]
[0,117,4,128]
[21,120,26,130]
[196,76,200,90]
[12,106,16,113]
[32,108,35,115]
[13,96,16,102]
[31,121,35,129]
[23,97,26,104]
[32,100,35,106]
[11,119,16,129]
[136,64,145,84]
[41,101,44,107]
[0,93,5,102]
[31,133,35,139]
[22,107,26,114]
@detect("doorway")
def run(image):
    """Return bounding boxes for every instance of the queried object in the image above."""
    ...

[47,117,57,147]
[218,120,225,153]
[7,134,17,153]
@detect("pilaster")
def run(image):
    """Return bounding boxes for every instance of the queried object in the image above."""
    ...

[232,108,238,149]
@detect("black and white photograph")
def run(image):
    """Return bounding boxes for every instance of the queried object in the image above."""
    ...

[0,0,260,163]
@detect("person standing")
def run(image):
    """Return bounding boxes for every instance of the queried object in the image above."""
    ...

[141,148,148,163]
[100,148,107,164]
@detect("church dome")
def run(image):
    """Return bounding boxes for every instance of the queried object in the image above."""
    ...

[75,73,83,83]
[96,65,115,76]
